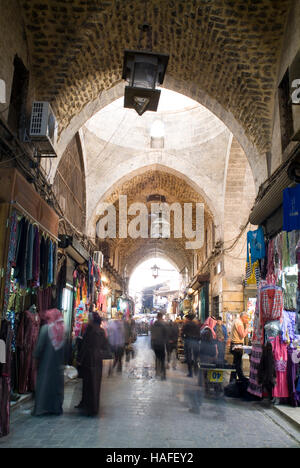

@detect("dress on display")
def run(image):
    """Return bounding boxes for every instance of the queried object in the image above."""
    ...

[271,335,289,399]
[17,309,41,394]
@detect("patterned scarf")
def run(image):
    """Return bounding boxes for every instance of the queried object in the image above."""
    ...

[46,309,65,351]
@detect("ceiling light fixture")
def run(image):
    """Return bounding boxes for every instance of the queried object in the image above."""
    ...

[122,49,169,116]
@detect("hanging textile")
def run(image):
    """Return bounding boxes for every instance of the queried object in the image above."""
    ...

[283,184,300,232]
[270,335,289,398]
[287,347,300,407]
[3,211,18,316]
[32,225,40,287]
[0,320,13,438]
[16,309,41,394]
[248,343,264,398]
[245,258,260,286]
[248,280,273,398]
[247,227,265,263]
[281,310,297,345]
[260,285,283,327]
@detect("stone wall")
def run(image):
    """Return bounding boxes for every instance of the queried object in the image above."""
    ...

[52,133,86,234]
[0,0,30,121]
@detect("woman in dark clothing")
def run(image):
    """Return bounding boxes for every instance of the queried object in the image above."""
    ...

[199,327,218,392]
[182,313,200,377]
[32,309,65,416]
[76,313,110,417]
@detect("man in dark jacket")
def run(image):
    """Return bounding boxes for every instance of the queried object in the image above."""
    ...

[182,313,200,377]
[166,320,179,370]
[151,313,168,380]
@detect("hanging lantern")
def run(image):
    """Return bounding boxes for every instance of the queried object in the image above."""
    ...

[122,49,169,116]
[151,264,160,279]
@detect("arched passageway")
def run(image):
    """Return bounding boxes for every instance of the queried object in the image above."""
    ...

[1,0,299,449]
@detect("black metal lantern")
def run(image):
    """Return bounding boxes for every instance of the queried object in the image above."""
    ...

[122,49,169,116]
[151,264,160,279]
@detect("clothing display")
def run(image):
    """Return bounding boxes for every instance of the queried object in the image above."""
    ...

[247,227,265,263]
[247,226,300,405]
[271,335,289,399]
[0,208,59,437]
[17,308,41,394]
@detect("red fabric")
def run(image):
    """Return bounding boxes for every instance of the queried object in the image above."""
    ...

[45,309,65,350]
[271,336,289,398]
[201,317,217,339]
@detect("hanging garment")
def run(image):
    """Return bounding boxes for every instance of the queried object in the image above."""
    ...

[281,310,297,345]
[48,240,53,285]
[3,211,18,316]
[26,223,34,282]
[260,285,283,327]
[282,274,298,310]
[266,239,276,284]
[245,259,260,285]
[271,335,289,398]
[287,347,300,407]
[297,240,300,289]
[37,287,53,324]
[264,320,281,342]
[288,230,300,265]
[32,226,40,287]
[0,320,13,438]
[17,309,41,394]
[248,344,263,398]
[52,242,57,286]
[247,227,265,263]
[257,342,276,398]
[283,184,300,232]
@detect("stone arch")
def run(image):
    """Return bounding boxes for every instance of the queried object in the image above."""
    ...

[87,163,219,239]
[121,239,193,280]
[52,80,265,189]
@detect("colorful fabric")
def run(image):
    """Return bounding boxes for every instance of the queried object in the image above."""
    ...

[260,285,283,327]
[271,335,289,398]
[281,310,297,345]
[247,227,265,263]
[45,309,65,351]
[201,317,217,339]
[247,344,263,397]
[287,347,300,407]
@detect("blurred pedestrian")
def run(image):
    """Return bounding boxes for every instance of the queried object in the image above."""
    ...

[182,313,200,377]
[32,309,65,416]
[124,316,136,362]
[230,312,249,382]
[75,313,110,417]
[166,320,179,370]
[151,313,168,380]
[199,327,218,393]
[108,312,125,372]
[214,316,228,365]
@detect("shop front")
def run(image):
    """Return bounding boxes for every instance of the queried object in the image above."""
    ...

[0,168,59,437]
[246,177,300,406]
[188,274,210,323]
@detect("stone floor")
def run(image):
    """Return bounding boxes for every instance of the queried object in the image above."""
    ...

[0,336,299,448]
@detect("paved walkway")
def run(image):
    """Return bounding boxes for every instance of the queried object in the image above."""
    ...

[0,336,299,448]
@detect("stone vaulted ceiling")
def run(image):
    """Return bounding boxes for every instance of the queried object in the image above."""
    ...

[97,169,212,276]
[20,0,292,162]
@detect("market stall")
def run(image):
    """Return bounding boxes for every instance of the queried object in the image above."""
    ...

[245,188,300,406]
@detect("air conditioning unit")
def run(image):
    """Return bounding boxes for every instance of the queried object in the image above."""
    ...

[29,101,58,157]
[93,251,104,268]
